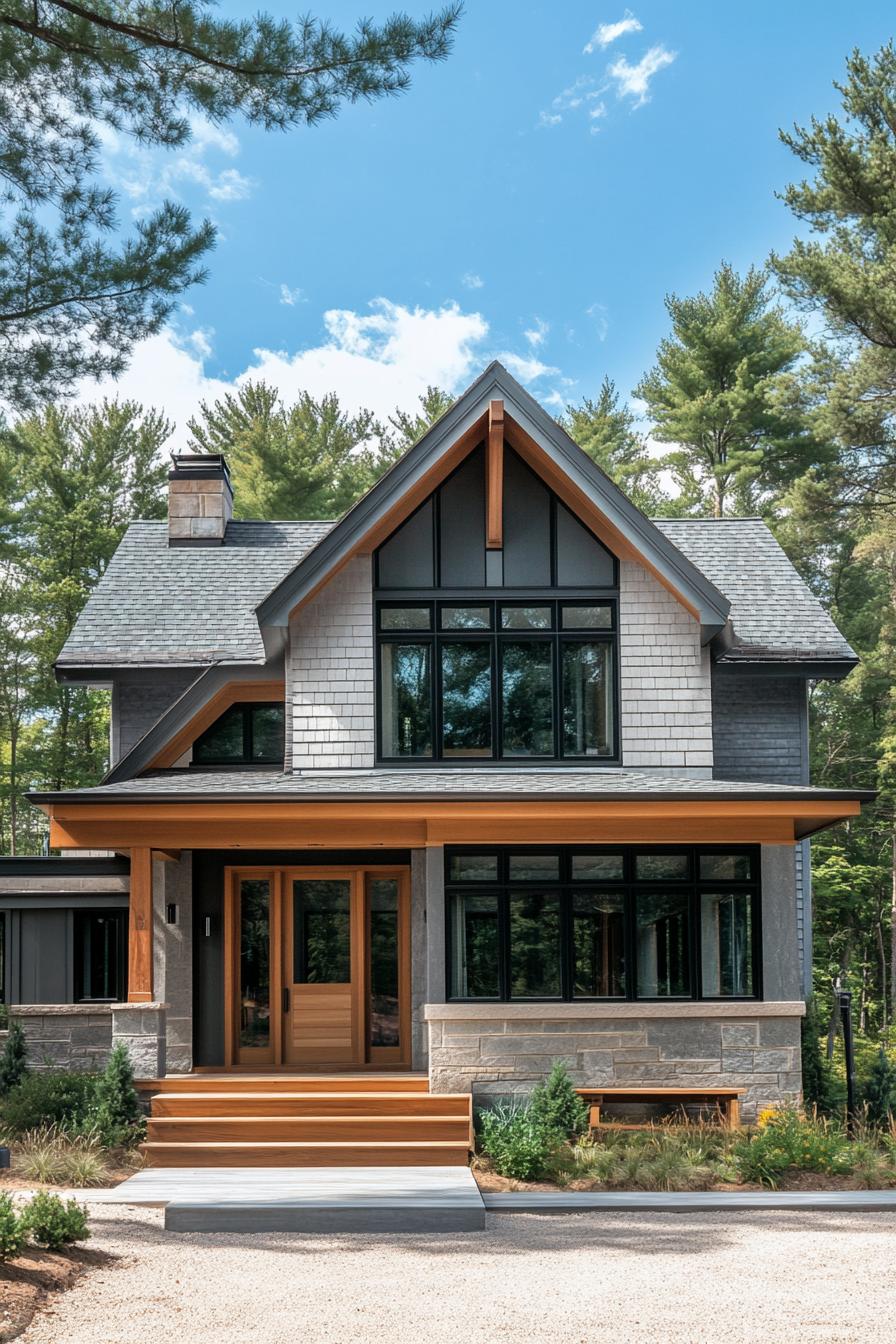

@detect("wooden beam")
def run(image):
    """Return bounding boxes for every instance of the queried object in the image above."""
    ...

[487,399,504,549]
[127,846,153,1002]
[151,849,182,863]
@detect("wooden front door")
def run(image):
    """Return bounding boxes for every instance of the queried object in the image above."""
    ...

[225,866,411,1069]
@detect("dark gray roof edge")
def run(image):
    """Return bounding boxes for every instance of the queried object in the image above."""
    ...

[0,856,130,876]
[28,784,878,806]
[714,656,859,680]
[254,362,731,635]
[102,660,283,785]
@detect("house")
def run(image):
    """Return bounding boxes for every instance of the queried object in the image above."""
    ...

[9,362,872,1138]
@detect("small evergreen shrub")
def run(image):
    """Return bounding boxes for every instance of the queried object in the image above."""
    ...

[0,1021,28,1095]
[863,1048,896,1128]
[22,1192,89,1250]
[0,1194,25,1261]
[0,1072,98,1136]
[91,1043,143,1146]
[477,1101,557,1180]
[801,995,837,1116]
[529,1061,589,1139]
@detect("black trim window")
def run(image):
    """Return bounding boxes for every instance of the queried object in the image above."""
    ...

[446,846,760,1002]
[74,910,127,1003]
[377,601,617,763]
[193,702,285,766]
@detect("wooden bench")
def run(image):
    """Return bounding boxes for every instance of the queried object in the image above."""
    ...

[576,1087,745,1130]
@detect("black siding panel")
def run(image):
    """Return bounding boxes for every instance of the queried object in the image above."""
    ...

[439,446,486,586]
[503,450,552,586]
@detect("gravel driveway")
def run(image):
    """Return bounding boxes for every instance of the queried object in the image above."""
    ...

[19,1203,896,1344]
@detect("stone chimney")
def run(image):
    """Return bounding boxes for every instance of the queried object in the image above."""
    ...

[168,453,233,546]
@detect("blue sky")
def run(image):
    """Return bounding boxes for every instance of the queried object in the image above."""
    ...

[90,1,896,440]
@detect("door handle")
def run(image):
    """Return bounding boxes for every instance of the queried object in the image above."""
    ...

[282,987,290,1014]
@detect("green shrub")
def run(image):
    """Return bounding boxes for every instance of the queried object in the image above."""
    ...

[733,1108,855,1188]
[477,1101,557,1180]
[529,1061,589,1140]
[0,1194,25,1261]
[0,1021,28,1095]
[22,1192,89,1249]
[91,1043,143,1146]
[0,1071,98,1137]
[863,1048,896,1128]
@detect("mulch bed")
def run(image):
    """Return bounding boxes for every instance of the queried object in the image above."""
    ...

[473,1168,883,1194]
[0,1245,111,1343]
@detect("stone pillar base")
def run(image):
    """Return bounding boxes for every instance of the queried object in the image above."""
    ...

[110,1002,167,1079]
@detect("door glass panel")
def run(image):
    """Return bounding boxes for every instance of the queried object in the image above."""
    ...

[368,878,400,1047]
[573,891,625,997]
[293,880,351,983]
[635,890,691,997]
[239,879,271,1048]
[441,641,492,756]
[501,641,554,756]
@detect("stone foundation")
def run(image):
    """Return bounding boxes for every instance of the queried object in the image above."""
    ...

[5,1003,167,1078]
[425,1002,804,1120]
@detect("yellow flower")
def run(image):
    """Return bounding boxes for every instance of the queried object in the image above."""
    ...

[757,1107,778,1129]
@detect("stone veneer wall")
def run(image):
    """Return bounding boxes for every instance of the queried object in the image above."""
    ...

[425,1005,803,1120]
[618,559,713,775]
[5,1003,167,1077]
[288,555,375,770]
[152,852,193,1072]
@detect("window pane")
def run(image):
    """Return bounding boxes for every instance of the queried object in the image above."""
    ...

[238,880,270,1047]
[562,642,614,757]
[449,893,500,998]
[441,641,493,757]
[448,854,499,882]
[635,853,690,881]
[74,912,125,1002]
[369,878,400,1046]
[440,606,491,630]
[379,607,432,631]
[572,854,624,881]
[293,879,351,983]
[701,891,754,996]
[699,854,753,882]
[510,891,561,997]
[501,606,553,630]
[508,853,560,881]
[573,892,626,997]
[251,705,285,761]
[561,605,613,630]
[380,643,432,757]
[636,890,691,997]
[193,704,245,762]
[501,642,554,756]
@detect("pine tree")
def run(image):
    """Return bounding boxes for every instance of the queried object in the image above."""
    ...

[93,1042,143,1141]
[0,3,461,408]
[635,264,820,517]
[562,378,663,515]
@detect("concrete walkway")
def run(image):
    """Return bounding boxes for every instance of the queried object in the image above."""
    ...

[83,1165,486,1232]
[483,1188,896,1212]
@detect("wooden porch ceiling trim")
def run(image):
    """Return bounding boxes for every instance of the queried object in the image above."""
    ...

[151,680,284,769]
[44,796,861,850]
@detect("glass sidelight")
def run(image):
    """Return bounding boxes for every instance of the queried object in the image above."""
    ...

[366,874,409,1062]
[237,876,273,1060]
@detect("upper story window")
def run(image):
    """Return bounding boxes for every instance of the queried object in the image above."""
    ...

[377,601,616,762]
[193,702,285,766]
[374,444,619,765]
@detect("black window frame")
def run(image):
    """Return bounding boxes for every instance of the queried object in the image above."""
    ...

[192,701,285,768]
[444,845,762,1004]
[375,599,620,766]
[73,908,128,1003]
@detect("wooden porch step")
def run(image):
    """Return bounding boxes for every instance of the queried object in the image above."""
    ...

[140,1141,471,1168]
[147,1115,471,1144]
[141,1074,430,1095]
[151,1092,472,1119]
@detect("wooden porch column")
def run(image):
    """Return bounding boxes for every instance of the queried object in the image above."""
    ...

[127,846,153,1002]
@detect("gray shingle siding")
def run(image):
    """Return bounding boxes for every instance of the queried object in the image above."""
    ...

[112,671,198,764]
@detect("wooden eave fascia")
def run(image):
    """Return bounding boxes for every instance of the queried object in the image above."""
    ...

[38,795,864,851]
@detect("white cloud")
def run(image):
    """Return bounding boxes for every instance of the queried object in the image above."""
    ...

[524,317,550,348]
[499,352,559,383]
[187,114,239,158]
[584,10,642,53]
[101,111,253,212]
[279,284,304,307]
[539,75,609,129]
[608,44,676,106]
[461,272,484,289]
[586,302,610,341]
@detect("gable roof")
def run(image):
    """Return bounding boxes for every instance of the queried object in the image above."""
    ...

[656,518,857,668]
[254,362,731,639]
[57,520,332,669]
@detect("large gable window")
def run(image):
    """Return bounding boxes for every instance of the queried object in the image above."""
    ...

[377,602,616,762]
[193,702,285,766]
